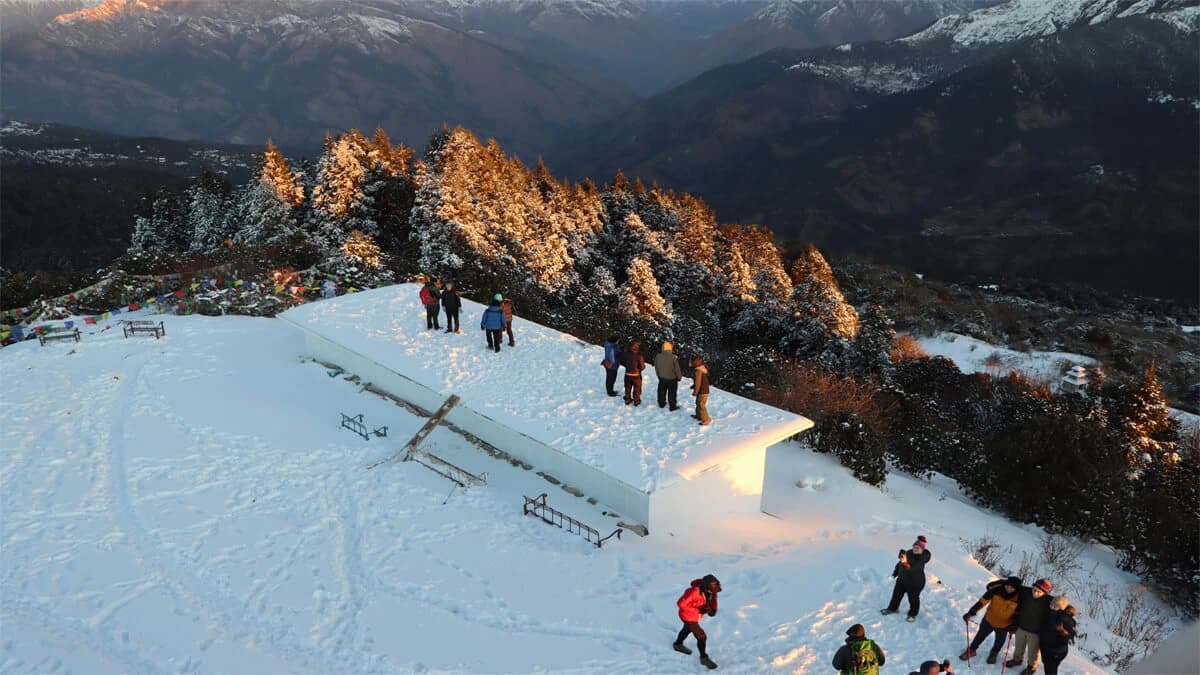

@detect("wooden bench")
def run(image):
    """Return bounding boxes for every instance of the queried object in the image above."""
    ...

[123,320,165,339]
[38,326,80,346]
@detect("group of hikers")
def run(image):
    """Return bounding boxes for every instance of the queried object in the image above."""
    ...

[419,280,515,352]
[602,337,713,426]
[418,280,715,425]
[673,538,1078,674]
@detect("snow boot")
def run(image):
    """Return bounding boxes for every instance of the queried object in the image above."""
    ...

[1005,659,1023,668]
[880,609,898,615]
[1019,668,1035,675]
[959,648,976,661]
[906,615,917,623]
[986,651,999,665]
[673,643,692,655]
[700,655,718,670]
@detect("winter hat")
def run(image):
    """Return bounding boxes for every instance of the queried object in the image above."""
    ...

[1006,576,1022,588]
[919,661,941,675]
[1033,579,1052,593]
[494,293,503,301]
[912,535,927,551]
[846,623,865,638]
[701,574,721,591]
[662,341,673,351]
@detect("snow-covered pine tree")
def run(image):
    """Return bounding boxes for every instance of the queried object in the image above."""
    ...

[186,169,233,252]
[618,256,671,322]
[129,187,186,252]
[1121,364,1181,475]
[237,139,306,246]
[310,130,377,248]
[365,129,416,252]
[341,229,382,269]
[790,243,859,339]
[849,303,897,383]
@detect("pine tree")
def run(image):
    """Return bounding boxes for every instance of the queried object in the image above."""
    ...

[129,187,186,252]
[789,243,859,339]
[237,140,306,246]
[310,130,377,248]
[1121,364,1181,475]
[618,257,671,322]
[341,229,382,270]
[849,303,897,382]
[186,169,233,252]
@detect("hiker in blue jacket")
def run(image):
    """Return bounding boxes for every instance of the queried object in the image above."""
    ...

[481,293,507,353]
[603,336,621,397]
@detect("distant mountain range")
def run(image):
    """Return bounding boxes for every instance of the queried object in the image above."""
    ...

[0,0,989,156]
[555,1,1199,298]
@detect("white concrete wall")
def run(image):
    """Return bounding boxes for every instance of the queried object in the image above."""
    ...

[291,323,653,527]
[648,445,768,537]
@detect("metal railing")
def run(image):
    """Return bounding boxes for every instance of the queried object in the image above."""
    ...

[523,493,622,548]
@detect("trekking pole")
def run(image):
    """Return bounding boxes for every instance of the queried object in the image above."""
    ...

[999,631,1014,675]
[965,618,973,669]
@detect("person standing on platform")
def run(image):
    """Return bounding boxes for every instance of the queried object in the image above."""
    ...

[480,293,507,353]
[603,336,621,397]
[622,340,646,406]
[419,280,441,330]
[654,341,683,411]
[501,297,515,346]
[441,281,461,333]
[691,355,711,425]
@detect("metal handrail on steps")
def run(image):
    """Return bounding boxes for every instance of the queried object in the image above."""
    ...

[523,493,622,548]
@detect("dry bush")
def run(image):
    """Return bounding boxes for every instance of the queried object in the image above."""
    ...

[1038,532,1087,581]
[757,362,892,436]
[890,334,928,363]
[1097,587,1171,671]
[963,534,1008,571]
[996,550,1041,584]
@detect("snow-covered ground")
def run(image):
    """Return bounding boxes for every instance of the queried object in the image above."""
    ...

[281,284,809,494]
[917,332,1200,430]
[916,332,1094,385]
[0,312,1168,673]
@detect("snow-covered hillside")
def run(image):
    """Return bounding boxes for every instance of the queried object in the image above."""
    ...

[1,299,1176,672]
[916,332,1095,386]
[904,0,1195,45]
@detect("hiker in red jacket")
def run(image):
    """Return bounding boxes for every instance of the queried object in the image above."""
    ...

[673,574,721,670]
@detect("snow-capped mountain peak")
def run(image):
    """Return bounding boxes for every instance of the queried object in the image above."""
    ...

[53,0,166,25]
[904,0,1196,45]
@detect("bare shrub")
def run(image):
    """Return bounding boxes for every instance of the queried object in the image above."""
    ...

[758,363,893,436]
[891,334,928,363]
[1038,532,1086,581]
[963,534,1007,571]
[1104,587,1170,657]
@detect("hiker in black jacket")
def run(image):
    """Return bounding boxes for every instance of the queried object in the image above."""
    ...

[881,536,931,621]
[1037,596,1077,675]
[440,282,462,333]
[832,623,885,674]
[1006,579,1053,674]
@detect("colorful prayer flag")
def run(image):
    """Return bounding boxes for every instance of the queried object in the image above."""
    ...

[128,302,140,311]
[84,317,97,325]
[174,289,185,298]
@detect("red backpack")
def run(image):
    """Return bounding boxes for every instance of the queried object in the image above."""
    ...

[419,286,433,305]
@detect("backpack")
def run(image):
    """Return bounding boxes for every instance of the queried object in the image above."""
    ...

[419,287,433,305]
[849,639,879,675]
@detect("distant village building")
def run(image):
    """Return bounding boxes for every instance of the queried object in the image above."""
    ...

[1061,365,1089,394]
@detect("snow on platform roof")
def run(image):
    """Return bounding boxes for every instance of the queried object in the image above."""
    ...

[281,283,813,492]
